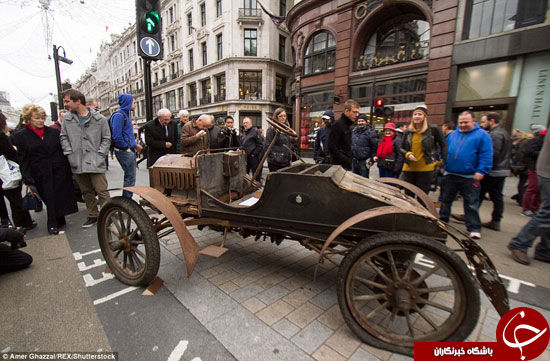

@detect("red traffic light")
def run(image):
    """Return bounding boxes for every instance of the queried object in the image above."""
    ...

[375,98,383,107]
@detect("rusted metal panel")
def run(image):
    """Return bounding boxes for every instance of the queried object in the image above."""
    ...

[377,177,439,218]
[125,186,201,277]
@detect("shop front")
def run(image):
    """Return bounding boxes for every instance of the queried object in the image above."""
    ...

[299,90,334,153]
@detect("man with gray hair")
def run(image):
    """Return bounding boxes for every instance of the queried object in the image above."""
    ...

[180,114,213,155]
[144,108,178,168]
[176,110,189,153]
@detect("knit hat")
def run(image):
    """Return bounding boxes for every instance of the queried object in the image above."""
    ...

[384,122,396,131]
[413,105,429,117]
[530,124,545,133]
[322,110,334,121]
[358,114,368,121]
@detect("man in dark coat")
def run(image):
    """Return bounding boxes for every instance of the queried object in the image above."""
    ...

[314,110,333,164]
[328,99,360,170]
[144,108,178,168]
[218,116,240,149]
[240,117,264,181]
[208,118,223,150]
[351,114,377,178]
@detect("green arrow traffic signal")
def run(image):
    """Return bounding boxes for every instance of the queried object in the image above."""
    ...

[143,10,160,33]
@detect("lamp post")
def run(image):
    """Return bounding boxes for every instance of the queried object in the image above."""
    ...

[53,44,73,110]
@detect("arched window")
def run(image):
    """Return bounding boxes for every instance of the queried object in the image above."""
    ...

[357,17,429,71]
[303,31,336,76]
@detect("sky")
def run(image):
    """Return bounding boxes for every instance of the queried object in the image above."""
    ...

[0,0,136,111]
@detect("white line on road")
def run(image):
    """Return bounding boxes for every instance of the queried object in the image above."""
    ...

[167,340,188,361]
[83,272,115,287]
[190,358,202,361]
[77,258,106,271]
[73,249,101,261]
[93,286,139,305]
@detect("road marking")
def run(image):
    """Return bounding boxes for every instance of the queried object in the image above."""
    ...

[73,249,101,261]
[77,258,106,271]
[83,272,115,287]
[190,358,202,361]
[93,286,139,305]
[167,340,188,361]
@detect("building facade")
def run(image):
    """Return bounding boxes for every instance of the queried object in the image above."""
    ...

[76,0,294,131]
[287,0,550,153]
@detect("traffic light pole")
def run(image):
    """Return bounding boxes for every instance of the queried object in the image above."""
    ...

[52,45,73,110]
[143,58,153,122]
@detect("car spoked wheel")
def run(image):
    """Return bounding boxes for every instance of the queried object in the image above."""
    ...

[98,197,160,286]
[337,232,479,356]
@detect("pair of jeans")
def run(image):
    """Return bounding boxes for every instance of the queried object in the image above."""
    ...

[115,149,137,198]
[509,176,550,260]
[439,174,482,232]
[402,171,434,195]
[480,175,506,224]
[352,159,370,178]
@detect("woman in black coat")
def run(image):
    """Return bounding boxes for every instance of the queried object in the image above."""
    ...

[264,107,294,172]
[0,111,35,230]
[13,105,77,235]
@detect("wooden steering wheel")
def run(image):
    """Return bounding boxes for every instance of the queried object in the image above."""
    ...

[266,117,298,137]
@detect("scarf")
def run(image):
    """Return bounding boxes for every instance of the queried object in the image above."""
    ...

[27,124,44,139]
[377,133,395,158]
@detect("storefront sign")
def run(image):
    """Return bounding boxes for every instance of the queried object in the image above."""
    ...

[514,51,550,130]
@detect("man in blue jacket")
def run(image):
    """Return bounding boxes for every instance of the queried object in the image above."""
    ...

[439,111,493,240]
[351,114,377,178]
[110,94,142,198]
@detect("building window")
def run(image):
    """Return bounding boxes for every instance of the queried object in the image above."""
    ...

[153,95,162,114]
[187,13,193,35]
[275,75,286,103]
[216,0,222,17]
[463,0,548,40]
[244,0,257,16]
[279,0,286,16]
[178,87,184,109]
[279,35,286,62]
[200,3,206,27]
[216,34,223,60]
[239,70,261,100]
[357,18,430,72]
[201,42,207,66]
[188,82,197,107]
[167,90,176,111]
[215,73,226,102]
[456,60,518,101]
[244,29,257,56]
[303,31,336,75]
[169,6,174,23]
[189,49,194,71]
[200,78,211,104]
[299,90,334,150]
[170,34,176,52]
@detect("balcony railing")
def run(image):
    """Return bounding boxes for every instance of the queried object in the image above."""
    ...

[214,93,226,102]
[188,99,197,108]
[152,81,158,87]
[239,93,262,100]
[200,96,212,105]
[170,71,182,81]
[160,77,167,84]
[238,8,262,19]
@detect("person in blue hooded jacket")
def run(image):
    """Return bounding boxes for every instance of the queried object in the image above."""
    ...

[439,110,493,240]
[110,94,142,198]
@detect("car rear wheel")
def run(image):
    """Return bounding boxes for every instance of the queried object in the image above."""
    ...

[98,196,160,286]
[337,232,479,356]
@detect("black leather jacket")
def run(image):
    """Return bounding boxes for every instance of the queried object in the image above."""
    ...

[488,125,511,175]
[400,124,446,165]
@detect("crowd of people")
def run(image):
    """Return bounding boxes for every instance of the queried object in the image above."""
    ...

[0,91,548,274]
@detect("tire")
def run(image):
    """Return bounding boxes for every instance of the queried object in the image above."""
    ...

[97,196,160,286]
[337,232,480,356]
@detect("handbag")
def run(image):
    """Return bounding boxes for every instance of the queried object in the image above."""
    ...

[0,155,22,190]
[22,188,43,212]
[380,157,395,170]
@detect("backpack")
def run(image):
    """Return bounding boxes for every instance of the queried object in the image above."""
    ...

[108,110,128,151]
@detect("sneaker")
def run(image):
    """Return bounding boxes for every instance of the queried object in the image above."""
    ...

[452,213,466,222]
[482,221,500,231]
[508,245,530,265]
[521,210,535,217]
[469,232,481,240]
[82,217,98,228]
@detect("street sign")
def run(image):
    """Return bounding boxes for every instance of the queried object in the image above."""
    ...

[140,37,160,58]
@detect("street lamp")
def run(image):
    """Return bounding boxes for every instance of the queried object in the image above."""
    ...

[53,44,73,110]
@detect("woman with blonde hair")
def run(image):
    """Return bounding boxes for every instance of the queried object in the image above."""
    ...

[12,105,77,234]
[399,105,446,194]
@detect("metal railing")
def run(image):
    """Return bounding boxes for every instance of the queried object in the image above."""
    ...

[238,8,261,19]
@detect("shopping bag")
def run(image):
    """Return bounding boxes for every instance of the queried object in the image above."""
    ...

[0,155,22,190]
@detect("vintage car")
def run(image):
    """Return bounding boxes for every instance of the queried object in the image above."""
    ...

[97,119,509,356]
